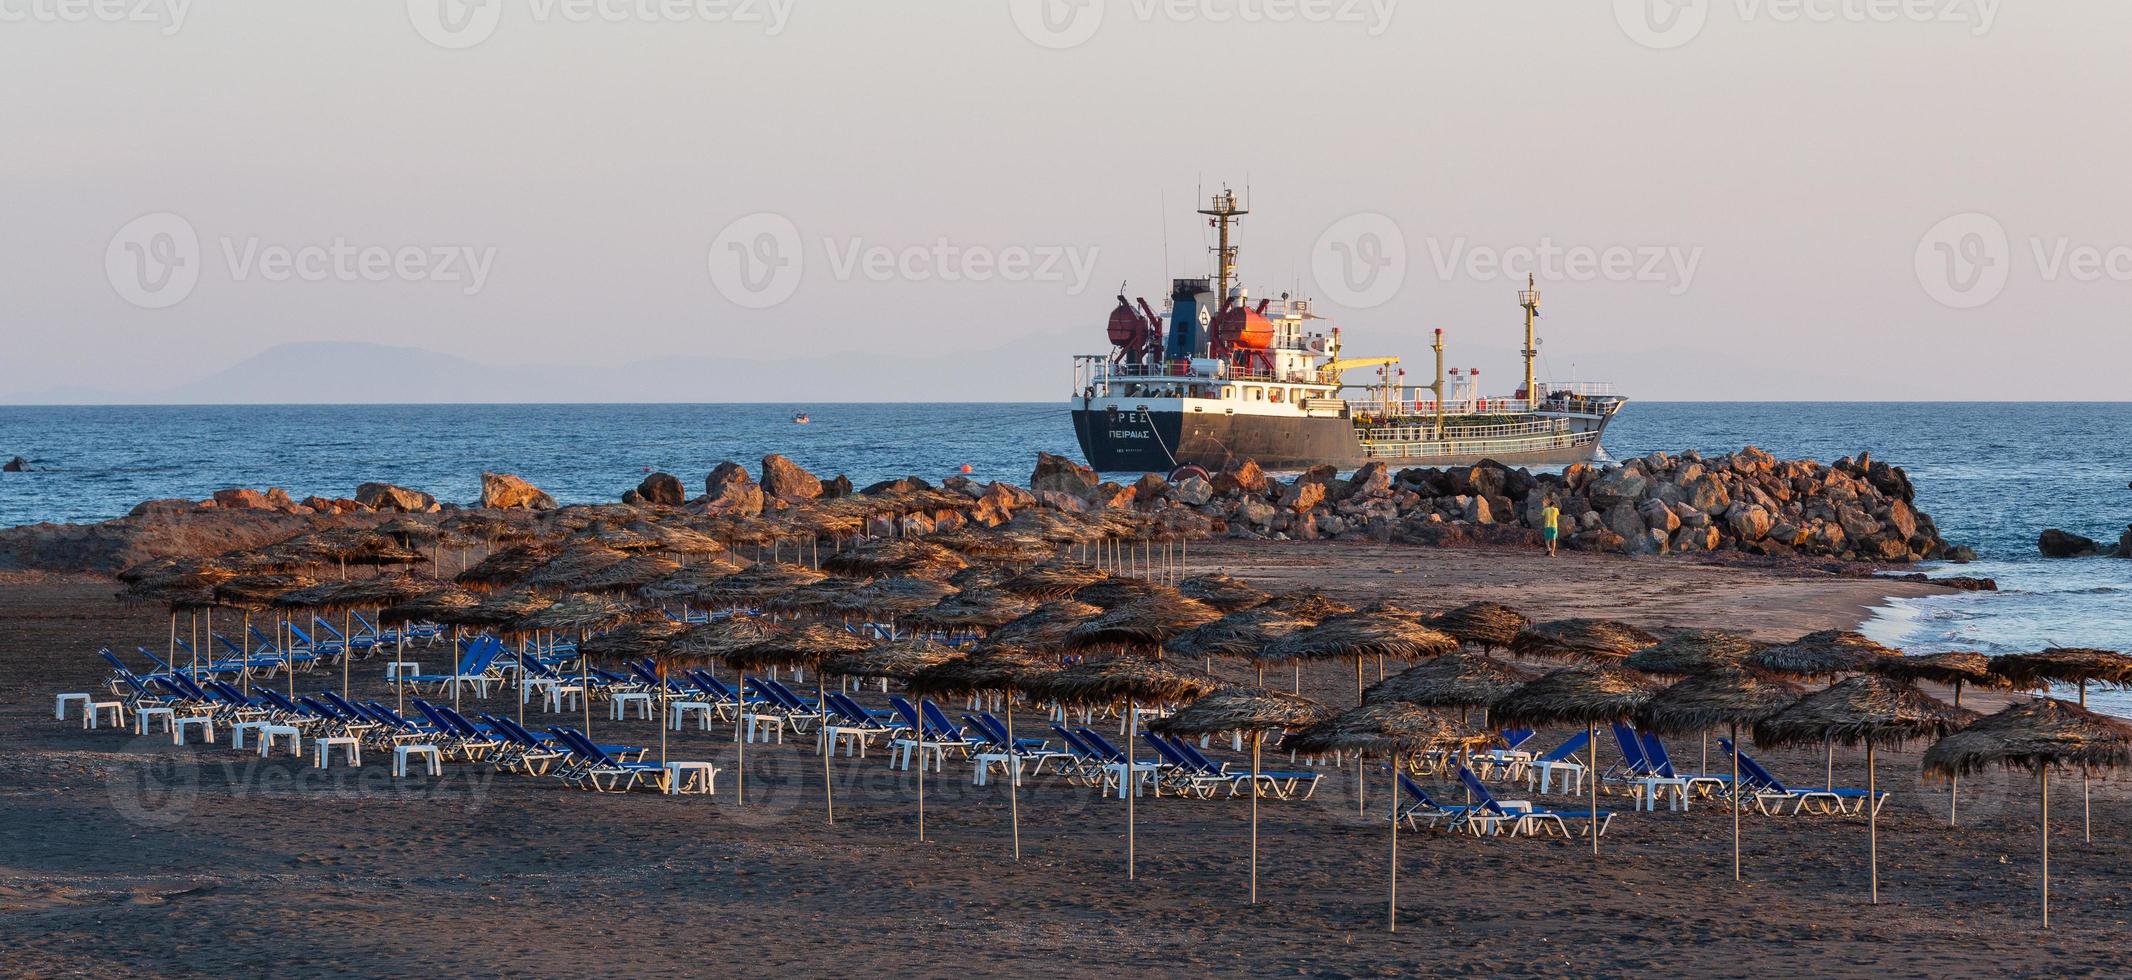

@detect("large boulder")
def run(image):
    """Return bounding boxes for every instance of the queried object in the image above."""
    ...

[2117,526,2132,560]
[760,454,823,502]
[1587,468,1649,510]
[481,472,557,510]
[1681,472,1731,516]
[210,488,274,511]
[1130,472,1171,504]
[1280,479,1326,513]
[356,482,437,513]
[1030,452,1100,498]
[2039,529,2101,558]
[1637,498,1680,535]
[1338,462,1392,501]
[1725,503,1774,542]
[635,472,686,507]
[1212,458,1268,496]
[1172,476,1214,507]
[862,476,932,495]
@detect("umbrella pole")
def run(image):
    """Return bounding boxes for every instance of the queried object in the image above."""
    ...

[1951,773,1960,827]
[917,710,927,842]
[580,629,591,740]
[1388,750,1400,933]
[1250,730,1261,905]
[1007,700,1022,862]
[1731,723,1742,882]
[1867,739,1878,905]
[516,633,525,727]
[821,676,835,825]
[1127,696,1136,879]
[2041,767,2051,928]
[1590,722,1601,858]
[2081,678,2091,842]
[344,611,353,699]
[735,687,747,806]
[240,613,252,695]
[1825,738,1834,791]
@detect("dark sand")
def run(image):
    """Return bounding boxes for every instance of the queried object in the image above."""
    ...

[2,545,2126,978]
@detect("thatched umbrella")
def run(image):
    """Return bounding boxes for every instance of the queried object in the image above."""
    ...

[1265,612,1459,703]
[1870,651,2006,824]
[1025,658,1217,879]
[272,576,433,698]
[578,617,688,772]
[1258,590,1355,623]
[1754,675,1977,903]
[691,564,829,611]
[1492,667,1658,856]
[822,639,964,683]
[1150,688,1330,903]
[1065,596,1221,654]
[1623,630,1764,677]
[1991,648,2132,842]
[634,562,747,612]
[832,576,959,631]
[909,588,1038,635]
[522,544,630,591]
[981,599,1100,652]
[820,539,968,580]
[280,527,425,577]
[1637,669,1805,880]
[1176,573,1269,613]
[210,573,318,693]
[516,593,645,740]
[1072,577,1187,611]
[907,648,1063,861]
[1748,630,1908,788]
[1289,703,1501,932]
[728,624,874,824]
[119,558,237,678]
[564,552,683,595]
[455,542,557,590]
[997,561,1107,600]
[761,577,867,617]
[1164,607,1313,680]
[1923,698,2132,926]
[1427,601,1532,652]
[1511,618,1661,662]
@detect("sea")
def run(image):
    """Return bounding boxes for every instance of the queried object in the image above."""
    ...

[2,402,2127,709]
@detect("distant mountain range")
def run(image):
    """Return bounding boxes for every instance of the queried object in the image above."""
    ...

[3,336,1084,405]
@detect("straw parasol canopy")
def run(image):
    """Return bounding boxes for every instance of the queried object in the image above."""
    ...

[946,565,1015,591]
[977,600,1099,651]
[279,527,426,568]
[1258,590,1356,623]
[379,584,481,624]
[761,577,867,615]
[211,573,320,611]
[819,539,969,580]
[724,623,875,673]
[1491,667,1660,729]
[1426,601,1532,650]
[831,576,959,619]
[1290,701,1503,757]
[1176,573,1270,612]
[375,515,440,545]
[1925,697,2132,777]
[270,576,434,613]
[577,618,689,663]
[1025,657,1218,707]
[1638,669,1807,735]
[1164,608,1314,664]
[446,589,554,630]
[634,563,747,604]
[563,521,666,552]
[1072,577,1186,610]
[1991,648,2132,692]
[1263,612,1460,666]
[1066,596,1222,651]
[997,560,1108,599]
[1753,674,1977,749]
[514,592,644,635]
[1511,619,1661,661]
[1364,653,1538,709]
[691,564,829,608]
[910,588,1039,631]
[456,543,558,589]
[1746,629,1904,679]
[907,647,1062,699]
[822,639,965,681]
[522,544,630,590]
[664,616,785,668]
[1623,629,1766,677]
[1869,651,2005,695]
[563,551,684,594]
[1150,688,1331,737]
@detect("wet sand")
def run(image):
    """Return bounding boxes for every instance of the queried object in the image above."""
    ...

[2,545,2125,978]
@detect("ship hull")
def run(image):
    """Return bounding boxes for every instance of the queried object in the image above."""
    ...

[1072,408,1613,473]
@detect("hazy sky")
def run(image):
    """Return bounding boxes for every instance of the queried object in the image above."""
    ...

[3,1,2128,401]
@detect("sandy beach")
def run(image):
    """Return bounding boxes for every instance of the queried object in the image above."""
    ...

[2,542,2122,979]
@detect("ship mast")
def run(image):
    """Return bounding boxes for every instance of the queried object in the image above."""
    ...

[1519,273,1542,406]
[1199,187,1249,307]
[1431,328,1446,431]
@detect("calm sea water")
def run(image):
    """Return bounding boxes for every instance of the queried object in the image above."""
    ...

[3,402,2127,704]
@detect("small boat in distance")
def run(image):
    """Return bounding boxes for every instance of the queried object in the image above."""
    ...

[793,412,811,425]
[1071,187,1627,472]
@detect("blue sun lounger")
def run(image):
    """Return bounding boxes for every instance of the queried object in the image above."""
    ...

[1718,738,1886,816]
[1460,767,1614,839]
[1397,773,1484,831]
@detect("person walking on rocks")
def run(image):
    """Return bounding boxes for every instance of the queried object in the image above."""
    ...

[1542,497,1561,558]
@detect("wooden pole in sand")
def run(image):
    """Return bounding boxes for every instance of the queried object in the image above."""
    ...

[917,702,927,842]
[1249,729,1262,904]
[2041,766,2052,928]
[2079,682,2091,842]
[1006,699,1022,862]
[1867,739,1879,905]
[1126,696,1136,878]
[1731,723,1743,881]
[1590,721,1602,857]
[820,673,835,825]
[1387,750,1400,933]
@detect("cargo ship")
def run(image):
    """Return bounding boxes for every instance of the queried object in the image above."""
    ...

[1071,189,1627,473]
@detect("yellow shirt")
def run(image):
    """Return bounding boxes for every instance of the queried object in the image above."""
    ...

[1543,506,1560,531]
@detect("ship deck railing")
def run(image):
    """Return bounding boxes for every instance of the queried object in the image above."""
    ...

[1357,417,1593,461]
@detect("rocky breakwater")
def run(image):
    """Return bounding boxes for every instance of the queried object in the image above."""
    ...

[1033,447,1966,563]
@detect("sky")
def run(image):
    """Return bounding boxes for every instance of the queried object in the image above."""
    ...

[2,0,2128,402]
